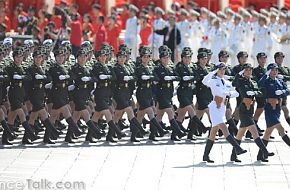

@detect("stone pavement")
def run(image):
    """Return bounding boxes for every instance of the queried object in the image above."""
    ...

[0,98,290,190]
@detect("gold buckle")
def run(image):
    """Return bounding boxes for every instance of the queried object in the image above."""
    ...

[19,82,22,87]
[39,84,42,88]
[125,83,128,88]
[147,83,150,88]
[84,84,87,88]
[62,83,65,88]
[167,83,170,88]
[104,82,108,87]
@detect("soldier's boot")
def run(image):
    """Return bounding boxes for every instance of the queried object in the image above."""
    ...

[108,120,125,140]
[64,127,75,143]
[286,118,290,127]
[43,118,61,140]
[170,132,181,141]
[203,139,214,163]
[2,130,13,145]
[85,129,97,143]
[22,121,39,141]
[66,117,82,137]
[1,120,17,140]
[55,120,66,131]
[130,124,140,142]
[186,119,197,141]
[170,119,186,139]
[254,137,274,159]
[176,120,187,133]
[43,128,55,144]
[227,118,238,136]
[245,130,253,139]
[257,139,270,162]
[130,117,147,136]
[22,132,33,145]
[254,120,264,132]
[151,118,168,137]
[34,122,44,135]
[86,120,105,140]
[282,134,290,146]
[149,121,158,142]
[191,116,210,134]
[118,119,128,130]
[230,139,242,162]
[106,128,117,143]
[226,135,247,155]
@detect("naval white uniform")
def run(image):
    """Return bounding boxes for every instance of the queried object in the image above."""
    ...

[124,16,141,61]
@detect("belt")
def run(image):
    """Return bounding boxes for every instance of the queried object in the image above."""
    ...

[97,81,111,88]
[140,82,152,88]
[55,82,67,88]
[242,97,254,110]
[160,82,172,88]
[118,83,129,88]
[214,96,227,108]
[33,83,44,89]
[266,98,282,109]
[180,82,193,88]
[12,81,23,87]
[76,84,89,89]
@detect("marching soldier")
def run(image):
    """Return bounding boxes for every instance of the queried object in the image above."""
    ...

[231,63,274,162]
[5,47,38,144]
[202,62,247,163]
[258,63,290,162]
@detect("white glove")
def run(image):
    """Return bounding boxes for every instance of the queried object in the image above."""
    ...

[68,85,75,91]
[35,74,45,80]
[265,70,271,76]
[246,91,255,96]
[59,75,66,80]
[65,75,70,79]
[223,91,231,96]
[45,83,52,89]
[211,69,219,75]
[90,90,95,95]
[123,76,133,81]
[171,76,177,80]
[13,74,22,80]
[238,69,245,76]
[0,75,4,78]
[141,75,150,80]
[99,74,109,80]
[275,90,283,95]
[277,74,284,80]
[164,76,172,81]
[183,76,194,81]
[81,76,91,82]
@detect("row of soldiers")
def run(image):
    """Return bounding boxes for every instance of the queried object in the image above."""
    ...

[0,37,290,157]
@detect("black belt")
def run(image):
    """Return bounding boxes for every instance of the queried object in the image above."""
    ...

[97,82,111,88]
[33,83,44,89]
[11,82,23,87]
[117,83,129,88]
[54,82,67,88]
[140,82,152,88]
[76,84,89,89]
[180,82,193,88]
[160,82,172,88]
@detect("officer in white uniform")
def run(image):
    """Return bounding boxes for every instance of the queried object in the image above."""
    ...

[177,9,191,55]
[149,7,166,61]
[280,14,290,67]
[201,62,247,163]
[124,5,141,61]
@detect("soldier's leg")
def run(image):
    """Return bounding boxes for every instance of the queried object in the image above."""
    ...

[203,126,218,163]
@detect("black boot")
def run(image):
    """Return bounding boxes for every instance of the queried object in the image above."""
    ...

[43,128,55,144]
[254,120,264,132]
[2,130,13,145]
[64,127,75,143]
[1,120,17,140]
[43,118,61,140]
[108,120,125,139]
[85,129,97,143]
[203,139,214,163]
[170,119,186,139]
[151,118,168,137]
[191,116,209,134]
[286,118,290,126]
[230,139,242,162]
[130,124,140,142]
[257,139,269,162]
[87,120,105,139]
[176,121,187,133]
[170,132,181,141]
[118,119,128,130]
[149,121,158,142]
[55,120,66,131]
[245,130,253,139]
[282,134,290,146]
[186,121,197,141]
[226,135,247,155]
[130,117,147,136]
[22,132,33,144]
[66,117,82,137]
[227,118,238,136]
[106,128,117,143]
[254,137,274,159]
[22,121,39,141]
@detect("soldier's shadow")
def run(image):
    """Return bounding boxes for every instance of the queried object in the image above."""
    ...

[173,161,271,168]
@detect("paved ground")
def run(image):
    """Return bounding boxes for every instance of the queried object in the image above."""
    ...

[0,97,290,190]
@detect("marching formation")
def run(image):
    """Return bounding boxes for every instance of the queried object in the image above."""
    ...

[0,35,290,164]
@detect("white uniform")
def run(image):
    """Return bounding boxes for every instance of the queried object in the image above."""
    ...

[177,19,191,52]
[189,20,203,62]
[200,19,210,48]
[202,71,239,127]
[208,27,228,63]
[268,21,281,62]
[281,24,290,67]
[228,24,246,66]
[241,21,255,64]
[124,16,141,61]
[149,18,166,60]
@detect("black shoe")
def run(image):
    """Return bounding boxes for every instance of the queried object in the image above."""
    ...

[230,155,241,163]
[22,134,33,145]
[170,134,181,141]
[130,137,140,142]
[203,156,214,163]
[149,134,158,141]
[2,131,13,145]
[106,136,117,143]
[85,135,97,143]
[245,131,253,139]
[43,138,55,144]
[187,133,197,141]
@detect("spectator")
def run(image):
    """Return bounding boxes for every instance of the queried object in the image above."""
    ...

[51,7,62,30]
[82,13,94,39]
[37,9,48,36]
[0,8,11,32]
[120,3,130,29]
[154,16,181,62]
[139,16,152,46]
[107,16,120,54]
[94,15,107,51]
[90,3,103,32]
[67,13,83,56]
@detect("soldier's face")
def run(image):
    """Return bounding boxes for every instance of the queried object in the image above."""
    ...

[199,57,207,66]
[217,67,225,77]
[77,55,87,65]
[258,57,267,66]
[34,55,43,65]
[239,56,247,64]
[141,55,150,64]
[182,56,191,64]
[98,54,106,64]
[56,54,65,64]
[244,68,252,78]
[275,56,284,64]
[270,68,278,78]
[219,55,229,63]
[14,55,23,65]
[118,55,126,65]
[161,56,169,65]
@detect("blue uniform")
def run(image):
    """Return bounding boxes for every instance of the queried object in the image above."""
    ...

[258,75,290,127]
